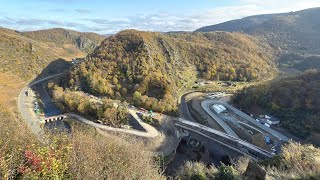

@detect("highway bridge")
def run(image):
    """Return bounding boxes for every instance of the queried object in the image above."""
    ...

[175,118,273,160]
[21,73,275,160]
[41,110,273,160]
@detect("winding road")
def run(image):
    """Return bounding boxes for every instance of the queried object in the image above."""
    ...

[18,73,64,141]
[68,113,159,138]
[19,73,281,159]
[175,91,291,158]
[179,93,197,122]
[211,100,289,141]
[175,119,273,159]
[18,86,45,141]
[19,73,159,140]
[201,99,238,137]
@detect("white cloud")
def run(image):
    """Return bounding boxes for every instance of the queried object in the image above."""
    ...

[107,0,320,33]
[1,1,320,34]
[185,0,320,31]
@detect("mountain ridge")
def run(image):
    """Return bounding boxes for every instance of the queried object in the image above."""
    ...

[64,29,276,113]
[196,7,320,72]
[196,8,320,52]
[21,28,106,54]
[0,27,105,80]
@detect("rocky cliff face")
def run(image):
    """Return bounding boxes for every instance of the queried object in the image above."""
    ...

[21,28,105,53]
[75,36,97,53]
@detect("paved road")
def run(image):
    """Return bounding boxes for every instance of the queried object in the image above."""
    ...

[28,73,63,86]
[208,100,289,141]
[179,93,197,122]
[18,86,45,142]
[221,114,263,134]
[31,75,70,132]
[237,121,263,134]
[175,123,254,159]
[175,119,273,159]
[127,109,159,136]
[18,73,64,142]
[201,100,238,138]
[21,72,160,139]
[32,79,159,138]
[68,113,159,138]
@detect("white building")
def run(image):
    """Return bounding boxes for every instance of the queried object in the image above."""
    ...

[217,104,226,111]
[212,104,226,114]
[212,105,221,114]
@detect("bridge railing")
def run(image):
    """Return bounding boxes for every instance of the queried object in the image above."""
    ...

[44,115,67,122]
[176,119,273,159]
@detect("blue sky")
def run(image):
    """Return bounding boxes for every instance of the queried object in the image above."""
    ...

[0,0,320,34]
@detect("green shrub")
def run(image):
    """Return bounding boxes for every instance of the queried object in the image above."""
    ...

[175,161,217,180]
[215,164,241,180]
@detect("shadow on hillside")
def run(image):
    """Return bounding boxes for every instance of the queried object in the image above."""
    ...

[30,58,72,84]
[28,58,73,133]
[28,58,72,116]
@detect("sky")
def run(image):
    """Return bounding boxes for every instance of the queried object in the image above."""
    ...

[0,0,320,34]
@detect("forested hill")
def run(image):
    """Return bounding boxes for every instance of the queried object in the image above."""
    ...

[196,13,278,33]
[0,27,63,79]
[0,27,108,80]
[232,70,320,145]
[196,8,320,53]
[0,27,105,80]
[21,28,106,53]
[66,29,276,113]
[196,8,320,71]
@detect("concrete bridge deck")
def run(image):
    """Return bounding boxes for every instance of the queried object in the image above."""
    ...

[175,118,273,160]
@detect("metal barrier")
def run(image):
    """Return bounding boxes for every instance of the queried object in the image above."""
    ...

[175,118,273,159]
[44,115,67,122]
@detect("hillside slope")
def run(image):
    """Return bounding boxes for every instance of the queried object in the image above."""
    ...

[0,27,106,80]
[21,28,105,54]
[0,27,164,179]
[66,30,276,113]
[232,70,320,145]
[0,27,66,80]
[196,13,279,33]
[196,8,320,71]
[196,8,320,53]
